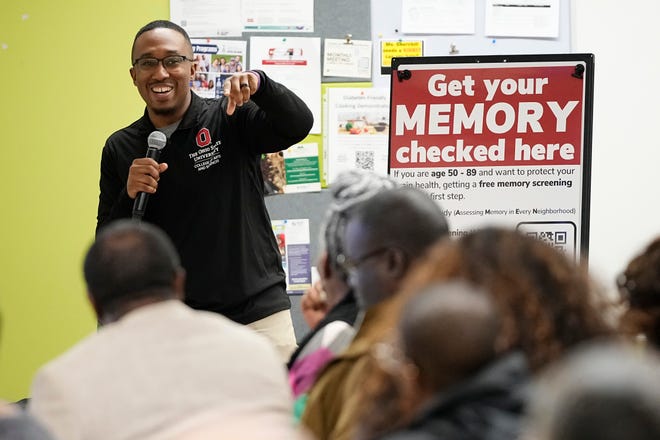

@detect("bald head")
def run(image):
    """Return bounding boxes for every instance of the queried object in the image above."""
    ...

[400,281,500,391]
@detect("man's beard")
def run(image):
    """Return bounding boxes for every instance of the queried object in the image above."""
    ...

[152,106,177,116]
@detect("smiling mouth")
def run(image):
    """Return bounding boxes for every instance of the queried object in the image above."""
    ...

[151,85,173,94]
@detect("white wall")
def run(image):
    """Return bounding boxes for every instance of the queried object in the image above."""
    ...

[572,1,660,290]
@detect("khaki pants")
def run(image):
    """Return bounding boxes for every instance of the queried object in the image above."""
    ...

[246,310,298,363]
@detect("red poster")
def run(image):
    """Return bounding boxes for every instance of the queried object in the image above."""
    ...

[390,62,585,168]
[388,55,594,260]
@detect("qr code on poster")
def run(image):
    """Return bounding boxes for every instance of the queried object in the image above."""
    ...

[355,150,375,171]
[516,222,577,261]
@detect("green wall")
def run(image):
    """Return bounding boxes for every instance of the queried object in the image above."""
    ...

[0,0,169,401]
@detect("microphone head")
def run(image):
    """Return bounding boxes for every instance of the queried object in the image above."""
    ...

[148,131,167,150]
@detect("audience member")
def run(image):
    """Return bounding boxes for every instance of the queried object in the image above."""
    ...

[0,402,54,440]
[407,227,614,370]
[288,170,398,419]
[0,313,54,439]
[157,407,313,439]
[29,220,294,440]
[353,226,615,439]
[523,342,660,440]
[358,281,507,440]
[299,280,330,331]
[617,236,660,349]
[301,186,449,440]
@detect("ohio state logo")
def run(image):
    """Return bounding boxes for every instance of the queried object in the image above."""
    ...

[196,128,212,148]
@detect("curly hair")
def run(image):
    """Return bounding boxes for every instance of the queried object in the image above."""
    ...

[402,227,614,371]
[618,237,660,348]
[353,227,615,440]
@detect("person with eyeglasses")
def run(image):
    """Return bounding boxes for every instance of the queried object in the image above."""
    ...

[287,170,398,420]
[96,20,313,362]
[301,186,449,440]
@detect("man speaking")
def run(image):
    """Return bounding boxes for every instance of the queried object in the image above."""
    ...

[96,20,313,360]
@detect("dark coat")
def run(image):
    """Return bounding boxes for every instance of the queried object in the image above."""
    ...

[287,291,358,368]
[380,352,530,440]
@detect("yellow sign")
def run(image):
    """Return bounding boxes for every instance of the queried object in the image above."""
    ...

[381,41,424,68]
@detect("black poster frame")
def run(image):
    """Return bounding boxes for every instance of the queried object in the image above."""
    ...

[389,53,594,260]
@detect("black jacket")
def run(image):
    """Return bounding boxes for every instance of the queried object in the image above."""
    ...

[380,352,529,440]
[287,290,359,368]
[97,71,313,324]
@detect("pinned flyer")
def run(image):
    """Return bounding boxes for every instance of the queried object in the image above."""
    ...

[261,143,321,195]
[323,38,372,79]
[250,36,322,133]
[381,40,423,74]
[326,88,390,185]
[271,219,312,295]
[190,39,247,99]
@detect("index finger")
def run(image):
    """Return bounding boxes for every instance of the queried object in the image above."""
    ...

[223,73,255,115]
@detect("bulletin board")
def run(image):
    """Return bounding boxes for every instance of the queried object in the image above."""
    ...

[389,53,594,260]
[177,0,372,83]
[235,0,573,337]
[370,0,571,88]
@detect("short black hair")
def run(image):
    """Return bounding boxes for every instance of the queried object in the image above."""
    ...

[131,20,192,62]
[351,186,449,255]
[84,220,181,311]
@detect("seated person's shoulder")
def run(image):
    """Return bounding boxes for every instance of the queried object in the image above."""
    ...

[0,402,55,440]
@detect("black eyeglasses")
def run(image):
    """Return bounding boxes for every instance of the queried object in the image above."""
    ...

[336,247,391,273]
[132,55,194,71]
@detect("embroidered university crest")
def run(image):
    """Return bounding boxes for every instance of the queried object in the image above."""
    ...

[196,128,212,148]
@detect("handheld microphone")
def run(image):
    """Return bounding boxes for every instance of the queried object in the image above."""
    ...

[132,131,167,221]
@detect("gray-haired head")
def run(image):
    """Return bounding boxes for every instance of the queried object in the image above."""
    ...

[321,170,398,282]
[524,342,660,440]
